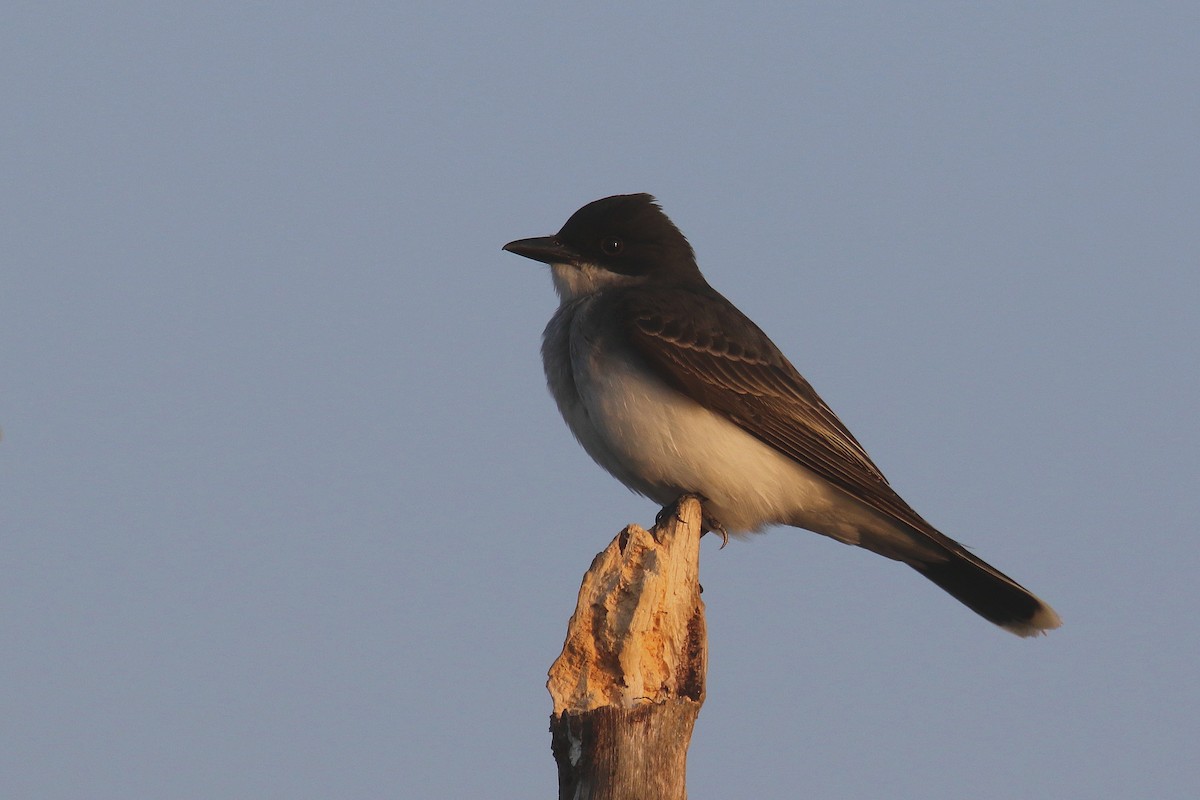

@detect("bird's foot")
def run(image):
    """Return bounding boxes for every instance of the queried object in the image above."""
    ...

[704,513,730,549]
[654,494,729,549]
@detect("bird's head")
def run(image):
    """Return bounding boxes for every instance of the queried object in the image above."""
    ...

[503,193,702,301]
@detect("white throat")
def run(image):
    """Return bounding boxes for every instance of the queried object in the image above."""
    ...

[550,262,645,303]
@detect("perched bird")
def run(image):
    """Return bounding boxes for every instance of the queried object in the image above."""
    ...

[503,193,1060,636]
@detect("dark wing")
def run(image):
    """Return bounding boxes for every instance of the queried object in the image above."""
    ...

[615,285,941,538]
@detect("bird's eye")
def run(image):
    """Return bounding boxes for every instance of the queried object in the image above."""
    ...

[600,237,624,255]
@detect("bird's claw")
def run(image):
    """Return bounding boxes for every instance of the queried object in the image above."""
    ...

[653,502,680,529]
[704,514,730,549]
[654,494,729,548]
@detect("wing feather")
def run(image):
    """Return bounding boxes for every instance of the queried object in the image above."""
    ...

[616,286,943,538]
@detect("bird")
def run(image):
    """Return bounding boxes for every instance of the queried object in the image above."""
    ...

[502,193,1060,636]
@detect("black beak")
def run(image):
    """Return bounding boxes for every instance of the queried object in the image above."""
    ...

[502,236,580,265]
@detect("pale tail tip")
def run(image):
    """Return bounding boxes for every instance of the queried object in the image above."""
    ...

[1002,603,1063,638]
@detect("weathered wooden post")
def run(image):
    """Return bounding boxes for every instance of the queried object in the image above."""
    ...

[547,496,708,800]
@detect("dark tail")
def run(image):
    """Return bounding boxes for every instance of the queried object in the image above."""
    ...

[912,550,1061,637]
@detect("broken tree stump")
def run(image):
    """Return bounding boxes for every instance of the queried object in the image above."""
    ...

[547,496,708,800]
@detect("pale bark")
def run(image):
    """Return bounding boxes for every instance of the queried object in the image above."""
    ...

[548,497,707,800]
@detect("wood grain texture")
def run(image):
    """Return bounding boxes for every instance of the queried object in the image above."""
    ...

[548,496,708,800]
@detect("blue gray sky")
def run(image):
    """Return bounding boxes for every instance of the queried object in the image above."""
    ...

[3,3,1197,798]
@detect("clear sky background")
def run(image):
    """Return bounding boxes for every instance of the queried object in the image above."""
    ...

[3,3,1197,798]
